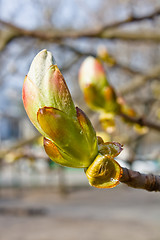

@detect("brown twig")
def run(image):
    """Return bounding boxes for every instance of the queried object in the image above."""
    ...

[61,55,81,72]
[59,43,146,77]
[0,134,40,158]
[119,64,160,95]
[100,9,160,32]
[0,9,160,50]
[119,112,160,132]
[120,167,160,191]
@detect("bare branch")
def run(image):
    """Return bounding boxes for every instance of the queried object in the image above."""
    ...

[0,134,40,158]
[101,30,160,41]
[119,64,160,95]
[120,167,160,191]
[0,8,160,51]
[59,43,146,77]
[61,55,81,72]
[119,112,160,132]
[100,9,160,32]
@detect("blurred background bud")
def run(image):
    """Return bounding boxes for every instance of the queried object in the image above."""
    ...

[99,113,116,133]
[79,56,119,114]
[97,45,116,67]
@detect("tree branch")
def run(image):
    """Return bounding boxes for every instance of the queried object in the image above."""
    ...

[59,43,147,77]
[0,8,160,51]
[0,134,40,158]
[119,64,160,95]
[119,112,160,132]
[100,8,160,32]
[120,167,160,191]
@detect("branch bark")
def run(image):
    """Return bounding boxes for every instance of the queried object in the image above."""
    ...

[120,167,160,191]
[100,9,160,31]
[119,64,160,95]
[119,112,160,132]
[0,134,40,158]
[0,8,160,51]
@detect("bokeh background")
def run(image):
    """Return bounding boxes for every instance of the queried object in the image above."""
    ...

[0,0,160,239]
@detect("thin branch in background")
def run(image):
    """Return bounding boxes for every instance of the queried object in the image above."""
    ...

[58,43,96,57]
[59,43,146,76]
[119,64,160,95]
[100,8,160,32]
[119,112,160,132]
[61,55,81,72]
[0,8,160,52]
[109,60,143,75]
[0,134,40,158]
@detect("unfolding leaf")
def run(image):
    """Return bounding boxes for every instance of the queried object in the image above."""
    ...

[44,138,75,167]
[86,154,122,188]
[76,107,97,152]
[37,107,97,167]
[98,142,123,157]
[22,75,45,135]
[79,56,119,114]
[83,84,105,111]
[42,65,76,117]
